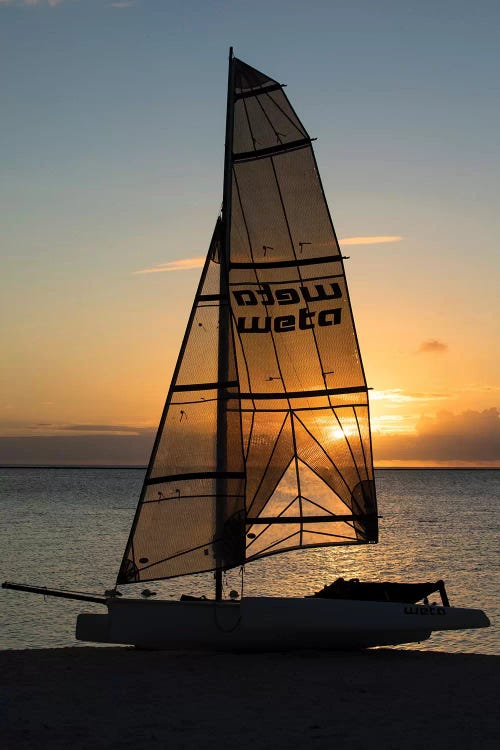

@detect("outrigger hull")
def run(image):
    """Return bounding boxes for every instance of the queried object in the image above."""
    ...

[76,596,490,651]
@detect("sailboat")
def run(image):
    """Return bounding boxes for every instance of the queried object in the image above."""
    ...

[3,50,489,650]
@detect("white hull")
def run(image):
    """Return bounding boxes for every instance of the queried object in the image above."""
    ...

[76,597,490,650]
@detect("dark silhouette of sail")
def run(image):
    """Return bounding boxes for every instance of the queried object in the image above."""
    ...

[117,56,377,585]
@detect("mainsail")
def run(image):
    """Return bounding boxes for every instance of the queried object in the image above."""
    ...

[117,54,377,586]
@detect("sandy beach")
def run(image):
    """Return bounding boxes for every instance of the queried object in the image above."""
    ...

[0,647,498,749]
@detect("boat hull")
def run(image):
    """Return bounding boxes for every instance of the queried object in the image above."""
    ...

[75,597,490,650]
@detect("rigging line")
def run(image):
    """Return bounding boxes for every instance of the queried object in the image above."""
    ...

[248,490,297,547]
[248,530,300,559]
[142,493,243,506]
[298,493,343,517]
[231,302,256,461]
[342,520,359,535]
[327,405,364,489]
[296,451,353,511]
[304,529,361,542]
[129,540,136,575]
[244,410,255,463]
[228,179,258,460]
[352,405,369,483]
[242,95,258,151]
[122,556,242,585]
[246,537,369,565]
[245,413,289,514]
[246,456,294,525]
[230,307,256,412]
[262,88,307,137]
[293,412,353,497]
[136,528,240,573]
[171,398,218,406]
[253,93,285,144]
[226,241,257,461]
[290,413,304,546]
[224,272,247,528]
[231,300,257,463]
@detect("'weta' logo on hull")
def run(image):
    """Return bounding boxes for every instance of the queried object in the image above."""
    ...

[233,283,343,334]
[404,606,446,615]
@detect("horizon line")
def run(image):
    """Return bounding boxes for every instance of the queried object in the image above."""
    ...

[0,465,498,471]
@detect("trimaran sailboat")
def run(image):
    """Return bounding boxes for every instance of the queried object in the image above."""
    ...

[3,50,489,650]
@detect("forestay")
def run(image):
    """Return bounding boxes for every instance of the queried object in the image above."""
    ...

[117,57,377,585]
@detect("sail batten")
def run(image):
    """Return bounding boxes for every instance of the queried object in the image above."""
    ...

[247,515,377,524]
[235,82,283,100]
[233,138,312,162]
[230,254,343,270]
[117,54,377,586]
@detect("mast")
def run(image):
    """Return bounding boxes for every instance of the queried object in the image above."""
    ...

[215,47,235,600]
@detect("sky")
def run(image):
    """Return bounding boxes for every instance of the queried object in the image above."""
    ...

[1,0,499,466]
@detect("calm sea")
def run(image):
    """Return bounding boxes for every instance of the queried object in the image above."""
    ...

[0,468,498,654]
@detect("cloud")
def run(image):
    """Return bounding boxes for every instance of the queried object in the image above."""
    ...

[373,407,500,464]
[135,237,402,275]
[57,423,140,433]
[339,236,403,246]
[0,431,155,466]
[134,235,404,275]
[32,423,144,436]
[110,1,135,7]
[0,0,66,6]
[459,384,500,394]
[135,257,205,274]
[418,339,448,353]
[370,388,449,404]
[1,410,498,466]
[370,414,409,435]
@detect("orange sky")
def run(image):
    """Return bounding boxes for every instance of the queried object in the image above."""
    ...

[1,230,498,467]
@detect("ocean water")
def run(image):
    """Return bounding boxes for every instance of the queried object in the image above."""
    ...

[0,468,497,653]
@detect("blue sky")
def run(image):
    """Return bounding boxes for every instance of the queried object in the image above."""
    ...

[1,0,499,464]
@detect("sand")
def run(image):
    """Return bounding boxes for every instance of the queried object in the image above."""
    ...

[0,647,498,749]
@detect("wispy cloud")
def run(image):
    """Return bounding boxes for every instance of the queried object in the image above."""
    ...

[459,384,500,394]
[339,236,403,246]
[110,1,136,7]
[32,422,154,436]
[418,339,448,354]
[53,423,142,435]
[0,0,66,6]
[135,236,403,275]
[370,388,449,404]
[135,257,205,274]
[370,414,409,435]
